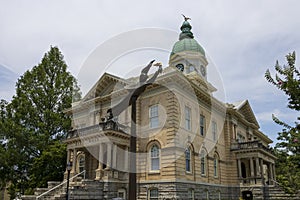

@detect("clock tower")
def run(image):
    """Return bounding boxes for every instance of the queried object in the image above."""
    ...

[169,17,208,80]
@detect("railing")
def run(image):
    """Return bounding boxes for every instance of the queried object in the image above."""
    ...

[67,125,100,138]
[239,176,263,185]
[36,170,86,199]
[231,140,274,154]
[67,121,130,139]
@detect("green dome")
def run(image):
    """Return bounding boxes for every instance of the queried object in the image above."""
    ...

[171,38,205,56]
[170,19,205,57]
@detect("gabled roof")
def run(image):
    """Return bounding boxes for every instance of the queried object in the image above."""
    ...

[81,72,129,102]
[232,100,260,127]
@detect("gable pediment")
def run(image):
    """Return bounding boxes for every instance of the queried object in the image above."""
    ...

[82,73,128,102]
[233,100,259,127]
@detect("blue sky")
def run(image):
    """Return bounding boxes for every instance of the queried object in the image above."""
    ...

[0,0,299,144]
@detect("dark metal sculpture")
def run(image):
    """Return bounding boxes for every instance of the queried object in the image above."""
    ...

[103,60,162,200]
[106,60,162,119]
[182,14,191,21]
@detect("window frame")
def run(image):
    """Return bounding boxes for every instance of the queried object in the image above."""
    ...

[188,188,195,200]
[148,188,159,200]
[200,115,205,136]
[185,106,191,131]
[213,154,219,178]
[185,147,192,173]
[212,121,217,141]
[150,144,160,172]
[200,150,207,176]
[149,104,159,128]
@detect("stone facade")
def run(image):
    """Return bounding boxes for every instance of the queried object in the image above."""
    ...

[23,19,280,200]
[60,19,278,200]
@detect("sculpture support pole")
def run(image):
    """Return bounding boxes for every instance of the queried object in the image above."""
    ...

[129,95,138,200]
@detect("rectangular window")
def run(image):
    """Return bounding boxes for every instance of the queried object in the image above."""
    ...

[149,188,159,200]
[214,157,218,177]
[185,106,191,130]
[200,115,205,136]
[150,145,160,171]
[185,148,191,172]
[200,153,206,176]
[212,121,217,141]
[188,189,194,200]
[149,105,159,128]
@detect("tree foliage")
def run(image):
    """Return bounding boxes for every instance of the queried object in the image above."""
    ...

[0,46,80,198]
[265,51,300,193]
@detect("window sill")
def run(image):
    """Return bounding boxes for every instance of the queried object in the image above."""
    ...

[149,170,160,174]
[201,174,206,177]
[186,171,193,175]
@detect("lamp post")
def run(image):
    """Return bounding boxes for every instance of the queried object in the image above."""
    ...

[66,162,72,200]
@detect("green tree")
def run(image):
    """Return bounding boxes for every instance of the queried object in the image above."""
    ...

[0,46,81,197]
[265,51,300,193]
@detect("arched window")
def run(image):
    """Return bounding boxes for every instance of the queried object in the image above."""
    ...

[214,154,219,177]
[148,188,158,200]
[200,150,207,176]
[185,147,192,172]
[150,144,160,171]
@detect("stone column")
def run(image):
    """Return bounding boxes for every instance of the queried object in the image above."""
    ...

[269,163,273,185]
[255,157,260,184]
[255,157,260,176]
[71,148,77,173]
[124,146,129,171]
[260,158,265,185]
[95,143,103,180]
[237,159,242,179]
[112,144,117,169]
[272,163,276,181]
[106,142,112,169]
[250,158,254,184]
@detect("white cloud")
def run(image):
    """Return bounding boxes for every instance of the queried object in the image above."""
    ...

[1,0,300,140]
[256,108,298,124]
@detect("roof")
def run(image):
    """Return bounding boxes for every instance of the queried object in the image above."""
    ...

[232,100,259,127]
[170,19,205,58]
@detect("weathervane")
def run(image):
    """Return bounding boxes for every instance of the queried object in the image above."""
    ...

[182,14,191,21]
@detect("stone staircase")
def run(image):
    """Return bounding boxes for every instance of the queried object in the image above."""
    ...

[245,185,300,200]
[21,179,103,200]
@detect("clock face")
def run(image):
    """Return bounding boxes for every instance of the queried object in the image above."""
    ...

[200,65,206,76]
[189,65,195,72]
[176,63,184,72]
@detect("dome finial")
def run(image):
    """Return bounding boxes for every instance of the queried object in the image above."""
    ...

[179,14,193,40]
[181,14,191,21]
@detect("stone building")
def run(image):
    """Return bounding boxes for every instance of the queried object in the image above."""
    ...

[62,19,277,200]
[23,19,288,200]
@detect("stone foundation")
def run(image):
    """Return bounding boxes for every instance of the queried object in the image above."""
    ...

[137,181,240,200]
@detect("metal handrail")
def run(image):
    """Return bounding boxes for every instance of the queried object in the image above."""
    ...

[36,170,86,199]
